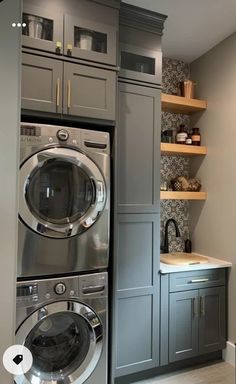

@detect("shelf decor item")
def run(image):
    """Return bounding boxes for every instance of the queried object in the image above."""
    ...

[180,80,196,99]
[171,176,201,192]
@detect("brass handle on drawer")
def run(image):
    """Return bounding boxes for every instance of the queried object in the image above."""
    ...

[193,297,199,318]
[67,79,71,109]
[189,278,209,283]
[200,296,205,316]
[56,78,60,108]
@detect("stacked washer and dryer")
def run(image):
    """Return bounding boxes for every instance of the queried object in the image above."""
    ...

[15,123,110,384]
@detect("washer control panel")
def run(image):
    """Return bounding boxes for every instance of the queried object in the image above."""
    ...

[16,272,107,308]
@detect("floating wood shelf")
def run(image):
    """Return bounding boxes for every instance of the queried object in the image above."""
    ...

[161,143,207,156]
[160,191,207,200]
[161,93,207,115]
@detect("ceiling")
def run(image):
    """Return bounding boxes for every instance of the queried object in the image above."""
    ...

[123,0,236,63]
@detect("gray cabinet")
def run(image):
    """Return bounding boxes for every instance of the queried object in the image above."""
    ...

[22,53,63,113]
[117,82,160,213]
[22,0,119,66]
[169,290,199,362]
[163,270,226,364]
[199,287,226,354]
[114,214,160,377]
[22,0,63,54]
[63,62,116,120]
[22,54,116,120]
[119,3,166,85]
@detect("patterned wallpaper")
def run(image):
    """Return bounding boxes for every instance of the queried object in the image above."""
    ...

[160,58,191,252]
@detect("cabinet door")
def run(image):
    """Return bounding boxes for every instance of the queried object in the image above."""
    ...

[199,286,226,354]
[120,43,162,85]
[64,2,118,65]
[114,214,160,377]
[22,0,63,54]
[169,290,199,362]
[63,62,116,121]
[117,82,160,213]
[22,53,63,113]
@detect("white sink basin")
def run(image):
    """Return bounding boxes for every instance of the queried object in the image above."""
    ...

[161,252,209,266]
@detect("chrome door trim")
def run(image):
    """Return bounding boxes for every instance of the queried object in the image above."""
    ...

[19,147,107,238]
[15,300,103,384]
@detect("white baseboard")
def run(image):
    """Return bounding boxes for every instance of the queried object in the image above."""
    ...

[223,341,235,367]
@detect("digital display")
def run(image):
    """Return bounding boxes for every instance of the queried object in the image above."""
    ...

[17,285,33,297]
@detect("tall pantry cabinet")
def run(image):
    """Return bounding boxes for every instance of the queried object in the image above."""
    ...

[112,4,167,381]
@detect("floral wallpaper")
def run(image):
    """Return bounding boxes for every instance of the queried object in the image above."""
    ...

[160,58,191,252]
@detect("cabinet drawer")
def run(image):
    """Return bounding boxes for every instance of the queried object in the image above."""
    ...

[169,269,226,292]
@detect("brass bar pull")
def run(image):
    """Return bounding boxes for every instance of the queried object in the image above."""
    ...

[200,296,205,316]
[189,278,209,283]
[67,79,71,109]
[193,297,199,318]
[56,78,60,108]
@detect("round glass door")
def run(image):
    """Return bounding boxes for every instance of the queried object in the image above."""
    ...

[15,302,103,384]
[19,148,106,238]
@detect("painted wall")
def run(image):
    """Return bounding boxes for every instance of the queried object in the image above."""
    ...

[0,0,21,381]
[190,32,236,342]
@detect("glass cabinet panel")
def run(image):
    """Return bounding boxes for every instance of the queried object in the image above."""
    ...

[121,52,155,75]
[74,27,107,54]
[22,13,53,42]
[119,43,162,85]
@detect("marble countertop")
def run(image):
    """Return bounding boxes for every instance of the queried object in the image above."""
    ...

[159,253,232,274]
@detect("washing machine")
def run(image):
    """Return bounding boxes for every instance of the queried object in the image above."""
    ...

[15,272,107,384]
[18,123,110,279]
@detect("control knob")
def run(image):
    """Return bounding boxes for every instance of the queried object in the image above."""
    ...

[54,282,66,295]
[57,129,69,141]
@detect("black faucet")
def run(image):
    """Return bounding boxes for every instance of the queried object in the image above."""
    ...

[162,218,181,254]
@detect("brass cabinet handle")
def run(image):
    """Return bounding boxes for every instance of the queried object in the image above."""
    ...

[56,78,60,108]
[189,278,209,283]
[193,297,199,318]
[200,296,205,316]
[67,79,71,109]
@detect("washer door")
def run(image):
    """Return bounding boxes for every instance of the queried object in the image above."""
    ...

[19,147,106,238]
[15,301,103,384]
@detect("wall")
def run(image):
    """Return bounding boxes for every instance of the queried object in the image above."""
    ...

[0,0,21,381]
[161,58,190,251]
[190,32,236,342]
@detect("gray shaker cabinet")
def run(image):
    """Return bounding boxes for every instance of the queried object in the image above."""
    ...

[21,54,116,120]
[167,273,226,363]
[114,214,160,377]
[169,290,199,362]
[63,62,116,120]
[199,286,226,354]
[117,82,160,214]
[22,53,63,113]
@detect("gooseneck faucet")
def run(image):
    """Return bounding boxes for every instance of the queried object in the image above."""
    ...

[162,218,181,254]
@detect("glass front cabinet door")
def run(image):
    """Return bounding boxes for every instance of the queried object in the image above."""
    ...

[22,3,63,54]
[119,43,162,85]
[64,13,117,66]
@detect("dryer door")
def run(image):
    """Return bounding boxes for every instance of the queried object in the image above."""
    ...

[15,301,103,384]
[19,147,106,238]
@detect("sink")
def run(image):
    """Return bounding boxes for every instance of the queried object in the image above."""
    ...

[161,252,209,266]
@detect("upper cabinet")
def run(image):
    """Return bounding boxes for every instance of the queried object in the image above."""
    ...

[119,4,167,85]
[22,0,119,66]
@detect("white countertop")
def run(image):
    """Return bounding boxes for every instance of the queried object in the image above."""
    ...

[159,253,232,274]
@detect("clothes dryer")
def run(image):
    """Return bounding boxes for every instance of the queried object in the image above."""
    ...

[18,123,110,278]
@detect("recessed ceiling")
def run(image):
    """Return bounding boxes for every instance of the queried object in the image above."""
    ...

[123,0,236,63]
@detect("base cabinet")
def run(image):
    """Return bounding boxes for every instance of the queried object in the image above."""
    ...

[161,270,227,365]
